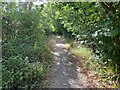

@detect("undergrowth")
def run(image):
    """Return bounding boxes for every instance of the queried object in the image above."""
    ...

[65,38,120,88]
[2,3,52,89]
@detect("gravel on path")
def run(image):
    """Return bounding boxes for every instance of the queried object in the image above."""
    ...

[48,36,89,88]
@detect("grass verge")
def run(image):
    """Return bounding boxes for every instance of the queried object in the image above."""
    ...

[65,38,119,88]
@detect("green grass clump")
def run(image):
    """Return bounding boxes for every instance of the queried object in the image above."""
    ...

[66,39,120,88]
[71,46,92,60]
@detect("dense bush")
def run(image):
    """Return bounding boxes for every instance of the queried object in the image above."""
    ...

[43,2,120,87]
[2,2,120,88]
[2,2,51,88]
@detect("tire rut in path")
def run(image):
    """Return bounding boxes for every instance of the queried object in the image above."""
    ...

[49,36,89,88]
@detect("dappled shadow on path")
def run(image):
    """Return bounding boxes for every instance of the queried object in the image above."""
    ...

[49,36,88,88]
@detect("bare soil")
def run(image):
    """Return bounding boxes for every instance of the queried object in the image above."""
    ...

[47,36,103,88]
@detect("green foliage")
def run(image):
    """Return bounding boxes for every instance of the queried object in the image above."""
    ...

[2,2,52,88]
[45,2,120,87]
[2,1,120,88]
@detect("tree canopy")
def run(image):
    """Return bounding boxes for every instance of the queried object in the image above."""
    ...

[1,1,120,88]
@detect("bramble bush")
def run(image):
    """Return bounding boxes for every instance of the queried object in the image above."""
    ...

[2,2,52,88]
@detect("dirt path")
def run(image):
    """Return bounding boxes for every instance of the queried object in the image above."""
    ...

[48,36,91,88]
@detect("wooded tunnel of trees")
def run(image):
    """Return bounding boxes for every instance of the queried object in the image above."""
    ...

[1,1,120,89]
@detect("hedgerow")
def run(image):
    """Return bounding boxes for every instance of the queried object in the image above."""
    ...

[2,2,52,88]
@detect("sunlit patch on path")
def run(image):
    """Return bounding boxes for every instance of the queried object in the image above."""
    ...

[48,36,89,88]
